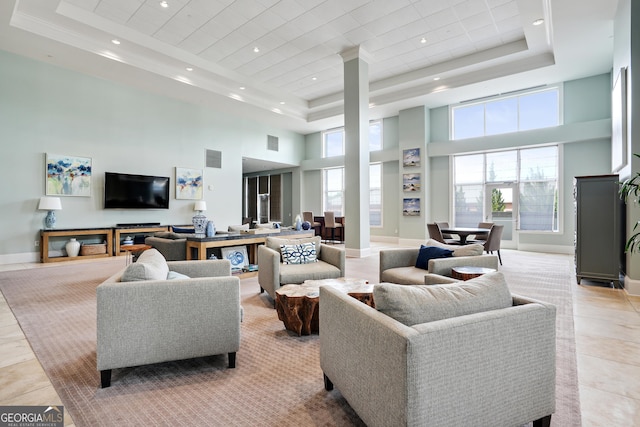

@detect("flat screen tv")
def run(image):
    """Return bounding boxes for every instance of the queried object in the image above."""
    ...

[104,172,170,209]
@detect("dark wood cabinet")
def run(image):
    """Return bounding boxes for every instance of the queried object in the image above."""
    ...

[574,175,625,286]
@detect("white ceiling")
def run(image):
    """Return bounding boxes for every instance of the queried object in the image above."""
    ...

[0,0,617,138]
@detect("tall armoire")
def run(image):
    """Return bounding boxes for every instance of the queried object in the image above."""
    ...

[574,174,625,287]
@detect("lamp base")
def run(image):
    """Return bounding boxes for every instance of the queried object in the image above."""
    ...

[44,211,57,229]
[192,213,207,237]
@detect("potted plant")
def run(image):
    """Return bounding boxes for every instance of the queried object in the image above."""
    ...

[619,153,640,253]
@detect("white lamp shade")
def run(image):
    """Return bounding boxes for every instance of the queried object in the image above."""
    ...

[194,201,207,211]
[38,196,62,211]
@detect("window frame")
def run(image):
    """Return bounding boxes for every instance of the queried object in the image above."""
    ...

[322,120,384,158]
[369,162,382,227]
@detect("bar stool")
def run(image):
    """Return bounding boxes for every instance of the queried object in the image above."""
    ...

[323,211,343,243]
[302,211,322,236]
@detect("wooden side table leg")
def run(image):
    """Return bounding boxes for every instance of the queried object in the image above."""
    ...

[275,294,303,336]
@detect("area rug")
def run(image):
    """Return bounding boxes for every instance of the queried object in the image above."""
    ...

[0,250,580,426]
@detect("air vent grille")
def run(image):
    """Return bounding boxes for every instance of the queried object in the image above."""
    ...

[267,135,279,151]
[206,149,222,168]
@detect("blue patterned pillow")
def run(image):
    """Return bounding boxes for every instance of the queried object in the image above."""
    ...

[280,242,317,264]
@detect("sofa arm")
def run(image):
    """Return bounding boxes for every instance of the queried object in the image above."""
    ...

[428,254,499,276]
[379,248,419,282]
[257,245,280,299]
[167,259,231,277]
[319,244,346,276]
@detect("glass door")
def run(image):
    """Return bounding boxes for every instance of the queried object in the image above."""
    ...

[484,184,517,249]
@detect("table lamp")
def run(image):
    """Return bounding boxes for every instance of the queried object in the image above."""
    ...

[192,201,207,237]
[38,196,62,229]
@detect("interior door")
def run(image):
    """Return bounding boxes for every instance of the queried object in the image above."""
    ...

[484,184,517,249]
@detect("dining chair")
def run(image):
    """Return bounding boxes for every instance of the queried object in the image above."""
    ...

[427,223,459,245]
[302,211,322,236]
[435,221,453,239]
[324,212,344,243]
[471,222,494,242]
[483,224,504,265]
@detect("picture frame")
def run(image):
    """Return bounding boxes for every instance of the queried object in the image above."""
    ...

[403,198,420,216]
[403,173,421,192]
[221,245,249,269]
[403,148,420,167]
[175,167,203,200]
[45,153,92,197]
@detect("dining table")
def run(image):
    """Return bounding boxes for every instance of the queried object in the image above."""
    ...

[439,227,490,245]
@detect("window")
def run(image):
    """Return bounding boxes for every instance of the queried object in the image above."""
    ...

[370,163,382,226]
[322,121,383,157]
[451,87,560,140]
[453,146,559,231]
[323,167,344,215]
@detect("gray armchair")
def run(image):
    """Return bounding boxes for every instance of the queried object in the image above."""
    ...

[320,274,556,427]
[145,232,188,261]
[97,253,241,387]
[380,239,499,285]
[258,236,345,302]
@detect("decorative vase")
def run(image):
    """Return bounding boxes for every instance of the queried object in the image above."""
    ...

[206,221,216,237]
[295,215,302,231]
[66,238,80,257]
[193,212,208,237]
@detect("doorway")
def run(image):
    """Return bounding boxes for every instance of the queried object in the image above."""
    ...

[484,183,517,249]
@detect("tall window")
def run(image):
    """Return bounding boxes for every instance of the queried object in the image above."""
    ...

[322,121,383,157]
[370,163,382,226]
[453,146,559,231]
[451,87,560,140]
[323,167,344,215]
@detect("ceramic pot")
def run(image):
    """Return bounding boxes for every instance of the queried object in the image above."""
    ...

[66,238,81,257]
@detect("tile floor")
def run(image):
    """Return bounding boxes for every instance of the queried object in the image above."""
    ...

[1,251,639,426]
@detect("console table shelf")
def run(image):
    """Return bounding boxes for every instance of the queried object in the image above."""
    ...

[40,228,114,263]
[113,225,169,256]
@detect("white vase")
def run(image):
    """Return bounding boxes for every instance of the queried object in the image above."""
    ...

[66,238,81,257]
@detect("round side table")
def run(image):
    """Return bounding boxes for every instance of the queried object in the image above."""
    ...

[451,266,497,281]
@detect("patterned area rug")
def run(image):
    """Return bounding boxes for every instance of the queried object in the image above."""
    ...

[0,249,580,426]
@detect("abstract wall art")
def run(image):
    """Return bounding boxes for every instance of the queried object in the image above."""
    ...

[45,153,92,197]
[176,167,203,200]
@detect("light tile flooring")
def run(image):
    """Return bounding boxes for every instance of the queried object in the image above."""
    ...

[1,251,639,426]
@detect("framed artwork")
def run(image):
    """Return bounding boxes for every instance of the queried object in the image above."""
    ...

[403,198,420,216]
[45,153,92,197]
[403,148,420,167]
[403,173,421,192]
[221,245,249,269]
[175,167,203,200]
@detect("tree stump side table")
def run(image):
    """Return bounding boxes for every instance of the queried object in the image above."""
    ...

[451,266,497,281]
[275,278,372,336]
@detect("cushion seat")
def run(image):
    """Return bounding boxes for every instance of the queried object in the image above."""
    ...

[280,260,342,284]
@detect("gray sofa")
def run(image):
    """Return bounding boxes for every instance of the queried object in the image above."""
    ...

[380,239,499,285]
[320,272,556,427]
[96,250,241,387]
[258,235,345,302]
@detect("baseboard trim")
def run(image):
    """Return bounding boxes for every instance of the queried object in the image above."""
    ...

[345,247,372,258]
[0,252,39,265]
[624,275,640,296]
[516,243,575,255]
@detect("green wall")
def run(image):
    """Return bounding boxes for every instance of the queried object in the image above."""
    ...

[0,50,305,261]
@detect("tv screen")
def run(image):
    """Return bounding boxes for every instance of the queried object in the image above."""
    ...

[104,172,170,209]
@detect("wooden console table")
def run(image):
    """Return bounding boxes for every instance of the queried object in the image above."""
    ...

[113,225,169,256]
[40,228,113,263]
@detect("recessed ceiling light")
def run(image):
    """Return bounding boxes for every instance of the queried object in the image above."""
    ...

[280,101,285,105]
[186,67,193,71]
[433,77,440,81]
[533,19,544,26]
[239,86,245,90]
[253,46,260,53]
[420,37,427,44]
[311,77,317,81]
[160,1,168,7]
[111,39,121,45]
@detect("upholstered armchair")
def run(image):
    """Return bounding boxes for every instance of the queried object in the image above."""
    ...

[379,239,499,285]
[97,250,241,387]
[320,273,556,427]
[258,235,345,302]
[145,232,187,261]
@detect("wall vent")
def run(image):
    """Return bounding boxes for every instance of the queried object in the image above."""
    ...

[206,149,222,168]
[267,135,279,151]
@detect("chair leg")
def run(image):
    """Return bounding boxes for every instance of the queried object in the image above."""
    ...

[100,369,112,388]
[323,373,334,391]
[533,415,551,427]
[497,250,502,265]
[228,352,236,368]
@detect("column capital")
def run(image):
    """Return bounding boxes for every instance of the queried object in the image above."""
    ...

[340,46,372,64]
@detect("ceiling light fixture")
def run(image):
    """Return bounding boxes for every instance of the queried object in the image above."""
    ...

[420,37,427,44]
[433,77,440,81]
[311,77,317,81]
[533,19,544,26]
[280,101,285,105]
[186,67,193,71]
[111,39,120,45]
[253,46,260,53]
[239,86,245,90]
[160,1,168,7]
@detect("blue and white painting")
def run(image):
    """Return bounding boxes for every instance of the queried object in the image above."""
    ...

[403,173,421,192]
[46,154,92,197]
[403,198,421,216]
[176,167,203,200]
[221,246,248,268]
[403,148,420,167]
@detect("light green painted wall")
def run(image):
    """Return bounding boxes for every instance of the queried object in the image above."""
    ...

[0,50,305,259]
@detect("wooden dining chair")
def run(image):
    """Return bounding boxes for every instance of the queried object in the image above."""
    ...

[324,212,343,243]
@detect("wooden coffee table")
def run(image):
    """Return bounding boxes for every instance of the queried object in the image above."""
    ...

[275,278,373,336]
[451,266,496,281]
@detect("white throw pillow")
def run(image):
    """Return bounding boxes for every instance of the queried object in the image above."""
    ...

[120,249,169,282]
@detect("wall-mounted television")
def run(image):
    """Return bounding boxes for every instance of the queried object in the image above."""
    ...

[104,172,170,209]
